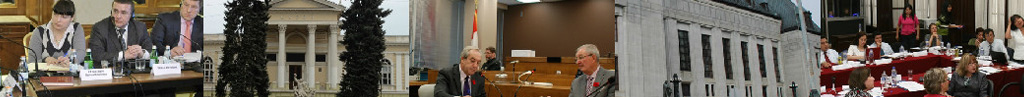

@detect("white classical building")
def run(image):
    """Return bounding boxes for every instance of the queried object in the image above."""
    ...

[202,0,412,96]
[615,0,821,97]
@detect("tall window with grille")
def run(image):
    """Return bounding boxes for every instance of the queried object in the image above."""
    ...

[758,44,767,78]
[381,64,393,85]
[773,47,781,82]
[681,83,691,97]
[679,30,691,71]
[762,86,768,97]
[203,57,216,83]
[723,38,733,79]
[702,34,713,78]
[741,42,751,81]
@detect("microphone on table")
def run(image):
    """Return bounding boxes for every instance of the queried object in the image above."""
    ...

[175,33,203,72]
[586,75,618,97]
[509,60,520,72]
[475,71,505,97]
[0,34,42,78]
[513,68,535,97]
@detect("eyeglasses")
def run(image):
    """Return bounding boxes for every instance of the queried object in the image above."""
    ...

[575,54,594,61]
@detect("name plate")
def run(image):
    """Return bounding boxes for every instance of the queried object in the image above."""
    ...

[80,69,113,81]
[152,63,182,76]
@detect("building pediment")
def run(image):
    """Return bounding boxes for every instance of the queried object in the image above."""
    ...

[270,0,346,11]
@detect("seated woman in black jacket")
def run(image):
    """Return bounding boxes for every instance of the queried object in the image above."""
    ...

[948,55,991,97]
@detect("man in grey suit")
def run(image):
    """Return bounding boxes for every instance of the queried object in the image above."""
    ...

[152,0,202,57]
[435,46,487,97]
[569,44,616,97]
[89,0,151,66]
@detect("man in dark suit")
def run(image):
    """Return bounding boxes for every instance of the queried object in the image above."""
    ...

[89,0,151,66]
[481,47,501,70]
[569,44,616,97]
[152,0,202,57]
[435,46,486,97]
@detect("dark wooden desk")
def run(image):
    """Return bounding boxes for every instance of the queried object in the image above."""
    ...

[28,71,203,97]
[484,83,570,97]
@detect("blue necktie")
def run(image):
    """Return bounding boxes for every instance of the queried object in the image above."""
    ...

[463,77,471,96]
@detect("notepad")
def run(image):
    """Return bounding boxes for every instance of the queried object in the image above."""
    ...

[897,81,925,92]
[978,67,1002,75]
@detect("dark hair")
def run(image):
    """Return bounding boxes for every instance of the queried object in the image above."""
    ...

[113,0,135,13]
[1012,15,1022,30]
[857,32,868,39]
[930,23,939,30]
[977,27,985,35]
[848,68,872,90]
[903,5,915,18]
[53,0,75,16]
[986,28,995,35]
[485,47,496,53]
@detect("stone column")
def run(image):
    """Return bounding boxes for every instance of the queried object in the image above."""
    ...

[328,24,340,89]
[306,25,317,87]
[277,24,287,89]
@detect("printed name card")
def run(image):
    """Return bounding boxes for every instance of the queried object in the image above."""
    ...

[152,63,182,76]
[80,69,113,81]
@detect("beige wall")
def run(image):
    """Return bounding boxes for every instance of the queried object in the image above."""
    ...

[463,0,499,49]
[71,0,113,25]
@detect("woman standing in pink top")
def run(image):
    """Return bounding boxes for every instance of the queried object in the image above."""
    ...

[898,5,919,49]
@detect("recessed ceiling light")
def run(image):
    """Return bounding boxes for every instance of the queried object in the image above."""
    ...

[518,0,541,3]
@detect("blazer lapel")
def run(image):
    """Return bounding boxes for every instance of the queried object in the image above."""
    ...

[170,16,182,46]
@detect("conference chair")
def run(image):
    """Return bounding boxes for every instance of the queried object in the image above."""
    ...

[418,84,436,97]
[998,72,1024,97]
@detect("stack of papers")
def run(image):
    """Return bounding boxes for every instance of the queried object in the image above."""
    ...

[897,81,925,92]
[821,94,836,97]
[1010,61,1024,69]
[978,60,993,66]
[978,67,1003,75]
[868,87,883,96]
[820,87,826,93]
[874,59,892,64]
[26,63,69,72]
[832,63,863,71]
[913,51,929,57]
[978,56,993,60]
[929,47,943,55]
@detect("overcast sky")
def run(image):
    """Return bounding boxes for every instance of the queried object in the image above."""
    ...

[792,0,821,27]
[203,0,410,35]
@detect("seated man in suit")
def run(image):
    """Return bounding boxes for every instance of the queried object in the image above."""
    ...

[981,28,1009,63]
[570,44,616,97]
[481,47,501,70]
[88,0,151,66]
[819,37,839,68]
[868,34,894,55]
[152,0,202,57]
[435,46,486,97]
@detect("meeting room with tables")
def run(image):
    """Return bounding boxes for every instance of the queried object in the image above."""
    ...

[0,0,204,96]
[817,33,1024,97]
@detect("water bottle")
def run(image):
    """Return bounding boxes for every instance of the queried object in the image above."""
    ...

[881,71,889,89]
[68,49,76,64]
[891,67,899,87]
[151,46,158,65]
[18,56,28,81]
[84,49,93,69]
[164,46,171,58]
